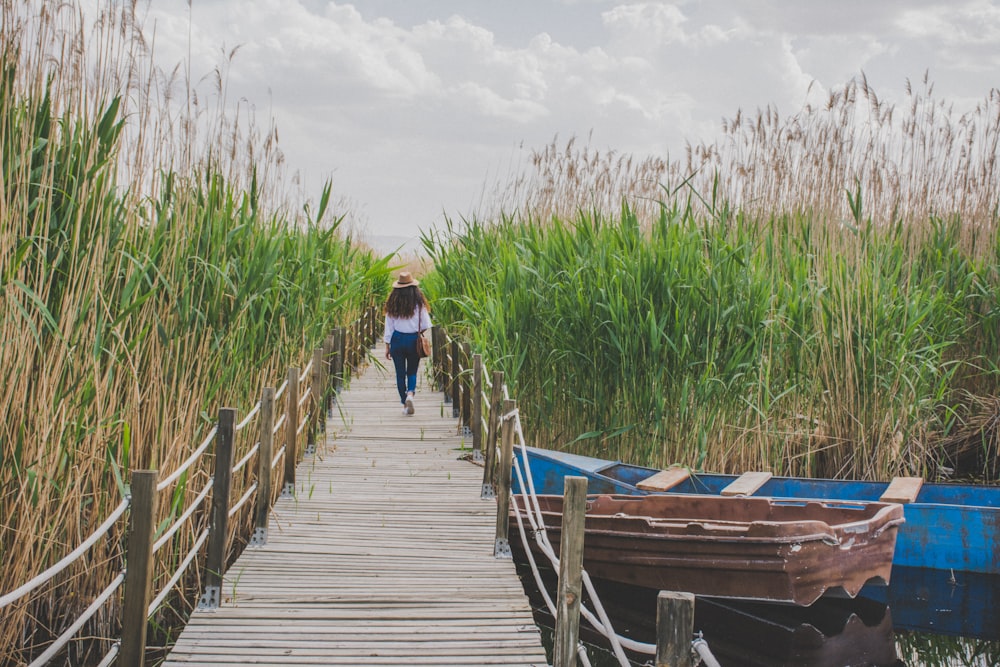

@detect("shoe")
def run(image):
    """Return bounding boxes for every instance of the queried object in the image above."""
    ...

[405,393,415,415]
[402,406,409,416]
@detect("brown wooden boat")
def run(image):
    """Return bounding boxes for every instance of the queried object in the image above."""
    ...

[512,493,905,605]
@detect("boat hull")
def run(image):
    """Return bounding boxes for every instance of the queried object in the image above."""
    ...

[513,493,903,605]
[514,446,1000,574]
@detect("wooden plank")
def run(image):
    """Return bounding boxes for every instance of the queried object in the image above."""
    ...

[880,476,923,504]
[636,467,690,492]
[720,471,772,496]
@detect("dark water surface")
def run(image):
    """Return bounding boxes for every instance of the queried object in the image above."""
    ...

[516,562,1000,666]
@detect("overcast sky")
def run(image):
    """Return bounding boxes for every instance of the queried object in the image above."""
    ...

[141,0,1000,250]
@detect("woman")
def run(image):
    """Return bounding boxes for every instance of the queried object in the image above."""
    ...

[383,271,432,415]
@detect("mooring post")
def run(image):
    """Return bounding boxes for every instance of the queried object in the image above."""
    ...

[494,398,516,558]
[481,370,505,499]
[553,476,588,667]
[119,469,158,666]
[283,367,299,496]
[251,387,275,546]
[200,408,236,609]
[471,353,483,460]
[656,590,695,667]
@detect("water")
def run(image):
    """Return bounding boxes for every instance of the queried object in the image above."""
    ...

[514,562,1000,666]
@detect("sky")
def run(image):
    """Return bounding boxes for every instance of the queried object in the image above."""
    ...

[139,0,1000,251]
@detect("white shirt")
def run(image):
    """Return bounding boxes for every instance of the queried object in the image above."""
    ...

[383,307,432,343]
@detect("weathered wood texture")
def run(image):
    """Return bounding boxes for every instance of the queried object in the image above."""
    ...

[163,352,547,666]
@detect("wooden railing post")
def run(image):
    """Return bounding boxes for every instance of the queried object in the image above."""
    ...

[472,353,483,461]
[494,399,516,558]
[307,347,323,453]
[450,339,461,417]
[461,342,472,433]
[119,469,158,666]
[335,327,346,392]
[251,387,275,546]
[481,370,504,499]
[553,476,588,667]
[200,408,236,609]
[431,327,445,392]
[656,591,695,667]
[283,367,299,496]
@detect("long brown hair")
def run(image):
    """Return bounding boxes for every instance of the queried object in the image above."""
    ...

[385,285,429,318]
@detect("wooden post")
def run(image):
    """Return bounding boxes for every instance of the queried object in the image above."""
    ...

[119,470,158,666]
[461,342,472,432]
[450,339,461,417]
[307,347,323,452]
[656,591,695,667]
[332,327,344,392]
[553,476,588,667]
[431,327,445,392]
[338,326,347,388]
[200,408,236,609]
[472,353,483,461]
[251,387,275,546]
[283,367,299,496]
[494,399,516,558]
[481,370,504,499]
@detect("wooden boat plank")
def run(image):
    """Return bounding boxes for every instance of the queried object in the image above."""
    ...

[636,467,690,491]
[880,476,923,503]
[720,471,773,496]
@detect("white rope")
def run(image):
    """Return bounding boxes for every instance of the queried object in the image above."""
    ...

[0,498,129,609]
[157,427,217,492]
[231,442,260,474]
[297,385,312,408]
[272,413,287,435]
[296,412,310,435]
[271,445,286,470]
[511,417,640,663]
[153,479,213,553]
[301,357,315,378]
[27,572,125,667]
[274,379,289,400]
[234,401,261,431]
[147,528,209,616]
[228,483,258,518]
[95,642,120,667]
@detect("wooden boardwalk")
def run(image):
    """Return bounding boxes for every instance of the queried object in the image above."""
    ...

[163,353,548,666]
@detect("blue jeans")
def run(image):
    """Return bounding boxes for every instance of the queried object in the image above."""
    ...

[389,331,421,404]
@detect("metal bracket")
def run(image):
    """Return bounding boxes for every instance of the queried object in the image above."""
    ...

[305,442,316,455]
[280,482,295,498]
[472,449,484,462]
[198,585,220,610]
[481,483,496,500]
[452,408,460,418]
[494,538,512,559]
[249,527,267,547]
[461,425,472,437]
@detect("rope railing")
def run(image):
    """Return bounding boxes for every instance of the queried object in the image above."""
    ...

[235,401,261,431]
[157,427,217,492]
[3,304,382,665]
[0,498,130,609]
[153,479,213,553]
[27,572,125,667]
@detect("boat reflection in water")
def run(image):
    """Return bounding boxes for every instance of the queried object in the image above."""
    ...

[512,547,1000,666]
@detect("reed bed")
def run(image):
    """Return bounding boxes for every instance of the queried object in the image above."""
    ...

[427,77,1000,483]
[1,1,389,663]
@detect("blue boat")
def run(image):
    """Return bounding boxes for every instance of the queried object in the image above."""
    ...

[512,446,1000,575]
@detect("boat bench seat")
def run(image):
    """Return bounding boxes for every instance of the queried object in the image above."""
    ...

[880,476,923,504]
[721,471,773,497]
[636,468,690,492]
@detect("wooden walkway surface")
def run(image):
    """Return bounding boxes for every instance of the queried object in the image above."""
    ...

[163,353,548,666]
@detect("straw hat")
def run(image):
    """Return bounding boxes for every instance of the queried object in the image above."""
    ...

[392,271,419,289]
